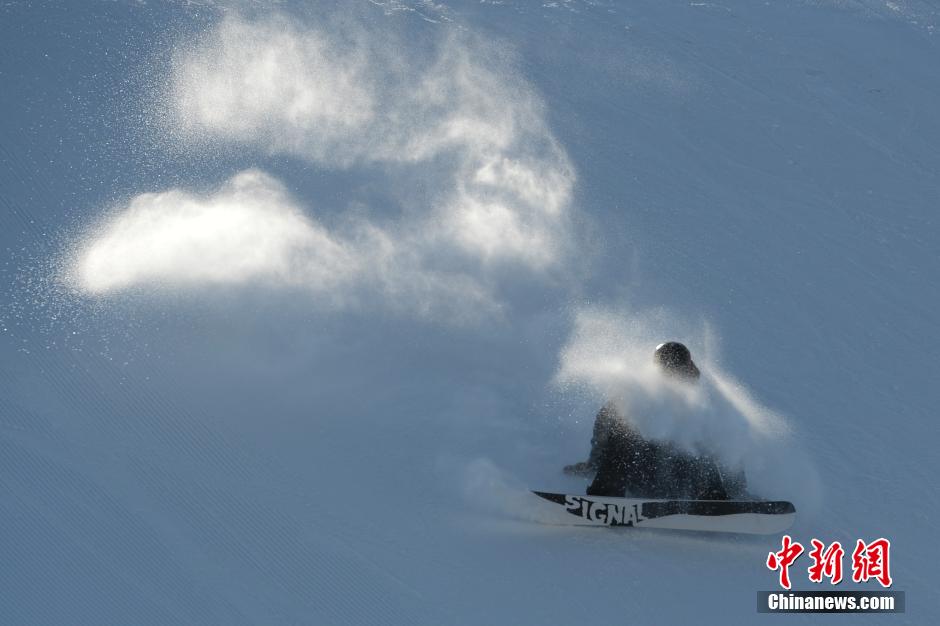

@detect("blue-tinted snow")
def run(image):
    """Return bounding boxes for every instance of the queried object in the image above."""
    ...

[1,1,937,624]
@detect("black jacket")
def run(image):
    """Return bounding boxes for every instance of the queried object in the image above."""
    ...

[585,402,746,500]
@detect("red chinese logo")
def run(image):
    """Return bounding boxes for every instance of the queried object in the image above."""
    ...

[767,536,893,589]
[851,538,892,588]
[766,535,804,590]
[807,539,844,584]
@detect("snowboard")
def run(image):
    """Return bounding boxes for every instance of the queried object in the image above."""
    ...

[531,491,795,535]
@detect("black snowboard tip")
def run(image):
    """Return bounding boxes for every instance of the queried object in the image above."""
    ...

[532,491,567,505]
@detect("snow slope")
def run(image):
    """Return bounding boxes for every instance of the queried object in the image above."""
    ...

[1,1,937,624]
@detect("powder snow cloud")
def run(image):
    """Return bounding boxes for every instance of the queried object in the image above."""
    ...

[554,306,790,455]
[76,170,356,295]
[167,14,576,268]
[73,169,499,319]
[67,13,578,318]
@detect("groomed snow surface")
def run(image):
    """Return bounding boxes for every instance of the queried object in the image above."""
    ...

[1,1,937,624]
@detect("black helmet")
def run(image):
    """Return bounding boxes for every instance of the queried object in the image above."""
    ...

[654,342,700,380]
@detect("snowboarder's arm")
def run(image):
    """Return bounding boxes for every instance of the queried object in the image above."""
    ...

[587,402,620,469]
[564,402,624,476]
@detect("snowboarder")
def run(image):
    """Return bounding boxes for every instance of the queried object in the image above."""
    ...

[564,342,746,500]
